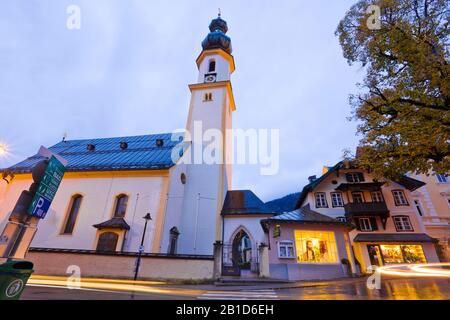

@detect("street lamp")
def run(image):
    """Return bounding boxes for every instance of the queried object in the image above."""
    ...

[133,213,152,282]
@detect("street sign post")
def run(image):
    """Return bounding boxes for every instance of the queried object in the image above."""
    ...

[27,155,66,219]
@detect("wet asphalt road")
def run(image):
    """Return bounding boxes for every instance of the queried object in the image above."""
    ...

[21,277,450,300]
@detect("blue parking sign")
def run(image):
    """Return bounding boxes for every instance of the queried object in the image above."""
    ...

[28,155,66,219]
[29,196,51,219]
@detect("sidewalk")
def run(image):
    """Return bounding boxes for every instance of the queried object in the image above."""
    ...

[163,276,371,292]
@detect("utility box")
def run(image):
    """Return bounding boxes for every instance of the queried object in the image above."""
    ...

[0,260,34,300]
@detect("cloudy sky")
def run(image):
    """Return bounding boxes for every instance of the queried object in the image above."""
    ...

[0,0,364,202]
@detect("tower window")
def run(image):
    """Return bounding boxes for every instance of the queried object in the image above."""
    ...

[204,93,213,101]
[208,60,216,72]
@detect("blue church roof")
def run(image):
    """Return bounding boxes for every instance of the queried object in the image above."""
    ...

[4,133,181,174]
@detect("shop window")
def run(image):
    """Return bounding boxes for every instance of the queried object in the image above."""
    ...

[113,194,128,218]
[62,194,83,234]
[331,192,344,207]
[392,190,408,206]
[295,231,338,263]
[346,172,365,183]
[96,232,119,252]
[371,191,384,203]
[315,192,328,208]
[278,241,295,258]
[393,216,414,232]
[380,245,426,264]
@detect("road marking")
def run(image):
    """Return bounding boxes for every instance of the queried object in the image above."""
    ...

[198,289,279,300]
[27,284,126,295]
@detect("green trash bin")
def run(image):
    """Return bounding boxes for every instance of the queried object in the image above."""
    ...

[0,260,34,300]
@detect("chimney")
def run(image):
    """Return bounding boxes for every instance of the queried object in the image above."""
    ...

[308,175,317,183]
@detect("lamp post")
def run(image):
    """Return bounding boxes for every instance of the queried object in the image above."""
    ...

[133,212,152,282]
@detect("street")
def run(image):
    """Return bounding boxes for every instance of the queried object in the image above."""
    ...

[22,277,450,300]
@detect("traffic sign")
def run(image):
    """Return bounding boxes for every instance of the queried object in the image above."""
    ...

[28,155,66,219]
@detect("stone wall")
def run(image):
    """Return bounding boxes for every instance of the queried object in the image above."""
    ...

[26,249,214,281]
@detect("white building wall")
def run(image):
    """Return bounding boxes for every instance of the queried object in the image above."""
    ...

[0,172,167,253]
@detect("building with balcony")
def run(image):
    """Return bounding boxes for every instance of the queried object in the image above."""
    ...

[294,161,440,273]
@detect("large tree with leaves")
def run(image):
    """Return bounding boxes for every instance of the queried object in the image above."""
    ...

[336,0,449,178]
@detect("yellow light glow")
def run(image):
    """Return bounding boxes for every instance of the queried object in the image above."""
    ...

[377,263,450,278]
[0,143,8,156]
[27,275,204,297]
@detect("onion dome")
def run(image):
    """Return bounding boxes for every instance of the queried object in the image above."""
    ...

[201,15,232,54]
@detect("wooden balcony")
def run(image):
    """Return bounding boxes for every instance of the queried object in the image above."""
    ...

[344,201,390,217]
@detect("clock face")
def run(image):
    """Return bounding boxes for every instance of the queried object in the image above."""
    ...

[204,74,216,83]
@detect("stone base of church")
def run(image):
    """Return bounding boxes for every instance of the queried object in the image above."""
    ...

[26,248,214,281]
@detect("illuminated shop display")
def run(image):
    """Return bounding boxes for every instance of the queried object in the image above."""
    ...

[380,245,427,264]
[295,231,338,263]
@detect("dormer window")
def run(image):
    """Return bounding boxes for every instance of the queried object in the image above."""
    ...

[346,172,365,183]
[208,60,216,72]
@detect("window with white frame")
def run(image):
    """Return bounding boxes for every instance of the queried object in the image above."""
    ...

[336,216,347,223]
[371,191,384,203]
[315,192,328,208]
[359,217,372,231]
[278,241,295,258]
[392,190,408,206]
[393,216,414,231]
[331,192,344,207]
[346,172,365,183]
[436,174,448,183]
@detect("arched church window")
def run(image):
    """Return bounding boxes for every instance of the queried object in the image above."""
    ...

[113,194,128,218]
[96,232,119,252]
[62,194,83,234]
[208,60,216,72]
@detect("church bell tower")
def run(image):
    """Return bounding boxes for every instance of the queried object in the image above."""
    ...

[165,14,236,255]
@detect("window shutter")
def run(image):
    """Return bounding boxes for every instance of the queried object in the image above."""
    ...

[369,217,378,231]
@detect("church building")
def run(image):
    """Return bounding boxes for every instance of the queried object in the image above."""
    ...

[0,15,235,280]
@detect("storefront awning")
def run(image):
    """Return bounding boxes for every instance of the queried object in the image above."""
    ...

[353,233,437,243]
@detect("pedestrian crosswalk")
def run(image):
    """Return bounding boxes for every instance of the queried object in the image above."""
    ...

[197,289,279,300]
